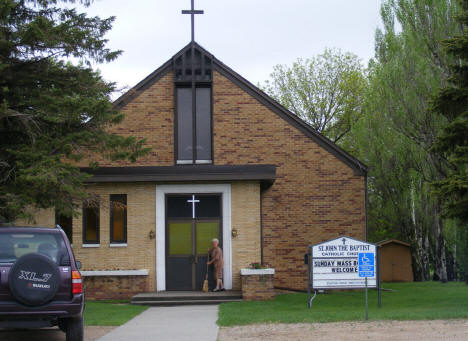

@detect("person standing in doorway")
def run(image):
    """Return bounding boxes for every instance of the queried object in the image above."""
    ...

[207,238,224,291]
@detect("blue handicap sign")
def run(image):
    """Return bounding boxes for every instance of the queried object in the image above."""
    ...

[358,253,375,277]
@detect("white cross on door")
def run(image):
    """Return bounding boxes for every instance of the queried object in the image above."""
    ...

[187,195,200,219]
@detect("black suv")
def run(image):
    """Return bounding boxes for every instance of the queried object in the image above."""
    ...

[0,226,84,341]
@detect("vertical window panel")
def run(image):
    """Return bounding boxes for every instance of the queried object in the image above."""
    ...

[83,201,99,244]
[177,88,193,161]
[110,194,127,244]
[195,87,212,161]
[55,212,73,244]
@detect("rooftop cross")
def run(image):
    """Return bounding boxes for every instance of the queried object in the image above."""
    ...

[182,0,204,42]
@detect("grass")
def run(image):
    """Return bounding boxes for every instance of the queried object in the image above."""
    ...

[84,301,148,326]
[218,282,468,326]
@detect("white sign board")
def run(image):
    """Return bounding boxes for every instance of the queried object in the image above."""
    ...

[311,236,377,289]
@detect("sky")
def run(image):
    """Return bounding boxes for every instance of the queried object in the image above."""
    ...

[82,0,383,96]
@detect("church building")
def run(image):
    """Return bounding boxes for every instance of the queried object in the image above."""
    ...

[20,7,367,298]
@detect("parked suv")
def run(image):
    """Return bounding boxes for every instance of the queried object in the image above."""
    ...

[0,226,84,341]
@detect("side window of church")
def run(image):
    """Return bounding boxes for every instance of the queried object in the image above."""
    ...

[176,87,212,164]
[55,212,73,244]
[82,201,100,244]
[110,194,127,244]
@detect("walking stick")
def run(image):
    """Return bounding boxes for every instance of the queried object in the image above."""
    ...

[202,251,209,292]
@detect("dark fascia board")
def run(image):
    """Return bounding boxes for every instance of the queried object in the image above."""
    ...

[81,164,276,187]
[112,41,368,175]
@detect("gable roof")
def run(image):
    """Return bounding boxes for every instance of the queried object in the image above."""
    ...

[113,41,368,175]
[377,239,411,247]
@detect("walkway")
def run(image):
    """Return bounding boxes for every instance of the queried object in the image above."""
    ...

[97,305,219,341]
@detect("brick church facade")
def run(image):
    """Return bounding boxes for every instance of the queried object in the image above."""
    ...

[20,42,367,298]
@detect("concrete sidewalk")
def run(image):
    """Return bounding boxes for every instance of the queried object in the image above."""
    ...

[97,305,219,341]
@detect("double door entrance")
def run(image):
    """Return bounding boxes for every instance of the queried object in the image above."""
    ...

[165,194,222,291]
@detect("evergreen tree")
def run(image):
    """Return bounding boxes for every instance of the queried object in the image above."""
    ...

[431,0,468,282]
[0,0,149,222]
[432,0,468,223]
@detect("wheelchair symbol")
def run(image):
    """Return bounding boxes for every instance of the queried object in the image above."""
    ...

[361,254,370,265]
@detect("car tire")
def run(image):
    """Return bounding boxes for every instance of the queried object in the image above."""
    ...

[65,316,84,341]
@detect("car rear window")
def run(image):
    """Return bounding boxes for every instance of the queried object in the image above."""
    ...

[0,232,69,265]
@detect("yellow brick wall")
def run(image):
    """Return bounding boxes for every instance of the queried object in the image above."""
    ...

[72,183,156,291]
[212,70,366,290]
[15,208,55,227]
[16,183,157,292]
[77,72,175,167]
[16,181,261,291]
[231,181,261,290]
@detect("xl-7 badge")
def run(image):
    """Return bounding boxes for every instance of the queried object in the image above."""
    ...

[18,271,52,283]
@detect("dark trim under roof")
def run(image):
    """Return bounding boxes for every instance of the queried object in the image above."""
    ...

[81,164,276,188]
[112,41,368,175]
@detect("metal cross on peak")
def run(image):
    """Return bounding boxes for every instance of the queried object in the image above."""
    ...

[182,0,204,42]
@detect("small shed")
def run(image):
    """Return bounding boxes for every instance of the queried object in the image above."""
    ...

[377,239,414,282]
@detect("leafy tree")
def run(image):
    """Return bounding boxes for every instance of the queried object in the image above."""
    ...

[262,49,367,146]
[354,0,461,281]
[0,0,149,223]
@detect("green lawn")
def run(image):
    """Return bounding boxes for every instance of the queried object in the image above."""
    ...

[218,282,468,326]
[84,301,148,326]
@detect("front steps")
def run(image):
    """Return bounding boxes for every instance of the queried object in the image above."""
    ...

[131,290,243,306]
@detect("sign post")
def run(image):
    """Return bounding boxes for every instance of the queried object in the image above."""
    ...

[358,252,374,320]
[308,236,379,318]
[365,277,368,320]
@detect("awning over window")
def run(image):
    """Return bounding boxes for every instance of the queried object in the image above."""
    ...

[81,164,276,188]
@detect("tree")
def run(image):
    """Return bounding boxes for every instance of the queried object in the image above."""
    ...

[354,0,461,281]
[262,49,367,146]
[0,0,149,223]
[432,0,468,222]
[431,0,468,282]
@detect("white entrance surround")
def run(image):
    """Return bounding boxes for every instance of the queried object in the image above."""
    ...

[155,184,232,291]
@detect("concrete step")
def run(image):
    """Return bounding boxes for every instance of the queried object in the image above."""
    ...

[130,290,243,306]
[132,294,242,302]
[131,299,243,306]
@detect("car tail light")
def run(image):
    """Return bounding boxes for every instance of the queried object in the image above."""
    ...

[72,270,83,294]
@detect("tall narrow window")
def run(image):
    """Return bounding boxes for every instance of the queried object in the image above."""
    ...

[195,88,212,162]
[55,211,73,244]
[176,87,212,164]
[177,88,193,163]
[83,201,99,244]
[110,194,127,244]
